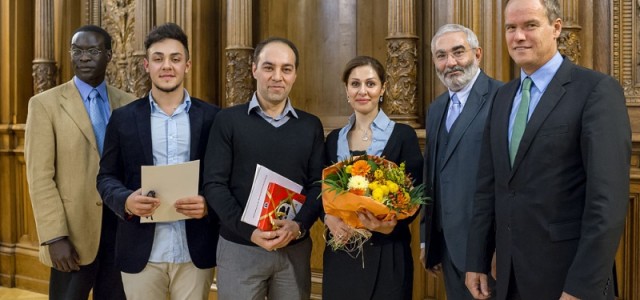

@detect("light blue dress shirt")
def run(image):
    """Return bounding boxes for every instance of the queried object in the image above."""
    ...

[508,52,563,143]
[247,92,298,127]
[147,89,192,264]
[336,110,395,161]
[74,76,111,123]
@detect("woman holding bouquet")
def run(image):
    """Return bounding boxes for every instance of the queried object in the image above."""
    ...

[322,56,423,300]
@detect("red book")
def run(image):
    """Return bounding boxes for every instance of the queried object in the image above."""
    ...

[256,182,306,231]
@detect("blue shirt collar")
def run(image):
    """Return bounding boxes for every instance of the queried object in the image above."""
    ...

[148,89,192,115]
[74,76,108,103]
[247,92,298,119]
[346,109,392,132]
[520,52,563,94]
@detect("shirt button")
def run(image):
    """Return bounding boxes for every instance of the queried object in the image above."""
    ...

[95,201,102,206]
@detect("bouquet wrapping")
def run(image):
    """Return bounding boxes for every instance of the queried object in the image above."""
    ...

[321,155,425,230]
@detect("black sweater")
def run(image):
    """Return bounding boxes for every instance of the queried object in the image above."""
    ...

[203,103,325,246]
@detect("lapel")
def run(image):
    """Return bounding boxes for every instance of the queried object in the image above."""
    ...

[509,59,571,178]
[134,97,154,165]
[58,80,99,152]
[428,92,448,186]
[440,72,490,170]
[188,100,203,161]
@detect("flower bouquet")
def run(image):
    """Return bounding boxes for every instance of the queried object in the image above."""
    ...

[321,155,427,254]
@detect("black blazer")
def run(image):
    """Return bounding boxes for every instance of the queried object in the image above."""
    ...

[466,58,630,300]
[323,122,423,299]
[421,71,502,270]
[97,96,220,273]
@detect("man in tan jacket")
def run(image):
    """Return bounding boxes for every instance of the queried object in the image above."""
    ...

[25,25,134,300]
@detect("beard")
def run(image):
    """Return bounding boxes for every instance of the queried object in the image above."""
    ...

[154,82,181,93]
[436,60,480,92]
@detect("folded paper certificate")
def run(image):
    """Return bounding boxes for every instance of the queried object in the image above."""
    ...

[141,160,200,223]
[241,164,303,228]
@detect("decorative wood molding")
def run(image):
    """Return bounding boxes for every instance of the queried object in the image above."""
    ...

[225,0,253,107]
[225,49,254,107]
[386,0,420,128]
[385,38,420,127]
[32,0,56,94]
[87,0,101,25]
[32,62,56,95]
[613,0,640,101]
[558,27,582,63]
[102,0,136,93]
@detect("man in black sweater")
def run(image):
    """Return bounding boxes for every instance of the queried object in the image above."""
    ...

[203,37,324,299]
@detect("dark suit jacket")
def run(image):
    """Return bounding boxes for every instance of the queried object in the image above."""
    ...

[323,123,423,300]
[466,58,630,300]
[421,71,502,270]
[97,96,220,273]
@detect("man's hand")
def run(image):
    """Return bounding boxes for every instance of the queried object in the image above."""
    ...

[125,188,160,218]
[175,195,208,219]
[427,263,442,278]
[250,228,286,251]
[465,272,492,299]
[357,209,397,234]
[250,220,301,251]
[48,238,80,272]
[559,292,580,300]
[324,214,352,244]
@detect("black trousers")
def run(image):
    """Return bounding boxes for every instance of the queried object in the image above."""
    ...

[441,243,496,300]
[49,209,125,300]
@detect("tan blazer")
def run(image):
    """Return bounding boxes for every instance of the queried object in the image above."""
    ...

[25,79,134,267]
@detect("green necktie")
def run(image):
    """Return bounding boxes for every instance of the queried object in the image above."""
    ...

[509,77,533,166]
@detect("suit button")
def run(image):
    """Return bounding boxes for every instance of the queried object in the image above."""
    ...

[96,201,102,206]
[507,225,511,231]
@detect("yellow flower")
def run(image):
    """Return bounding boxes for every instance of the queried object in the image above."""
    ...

[345,165,353,174]
[368,181,379,191]
[372,188,384,203]
[374,169,384,180]
[348,175,369,192]
[380,184,390,195]
[386,181,399,193]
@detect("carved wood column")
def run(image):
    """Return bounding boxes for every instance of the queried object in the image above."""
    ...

[386,0,420,127]
[225,0,253,108]
[86,0,101,25]
[558,0,582,63]
[32,0,56,94]
[103,0,135,93]
[131,0,154,97]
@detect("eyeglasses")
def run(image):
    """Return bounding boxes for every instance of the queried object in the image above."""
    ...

[434,48,475,62]
[69,48,104,58]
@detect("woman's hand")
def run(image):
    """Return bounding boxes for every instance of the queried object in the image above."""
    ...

[357,209,397,234]
[324,214,352,244]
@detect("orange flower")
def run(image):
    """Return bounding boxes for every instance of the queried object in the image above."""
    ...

[350,160,371,176]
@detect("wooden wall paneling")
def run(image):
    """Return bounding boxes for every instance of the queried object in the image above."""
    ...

[0,0,34,289]
[191,0,222,105]
[102,0,136,92]
[130,0,154,97]
[53,0,83,85]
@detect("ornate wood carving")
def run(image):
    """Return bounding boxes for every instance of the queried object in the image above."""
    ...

[102,0,136,93]
[613,0,640,101]
[225,49,254,107]
[32,62,56,95]
[386,0,419,128]
[86,0,101,25]
[385,38,419,125]
[225,0,253,107]
[558,28,582,63]
[32,0,57,94]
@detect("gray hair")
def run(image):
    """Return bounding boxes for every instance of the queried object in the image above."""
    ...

[431,24,480,54]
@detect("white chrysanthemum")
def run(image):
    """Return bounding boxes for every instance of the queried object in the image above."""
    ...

[347,175,369,191]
